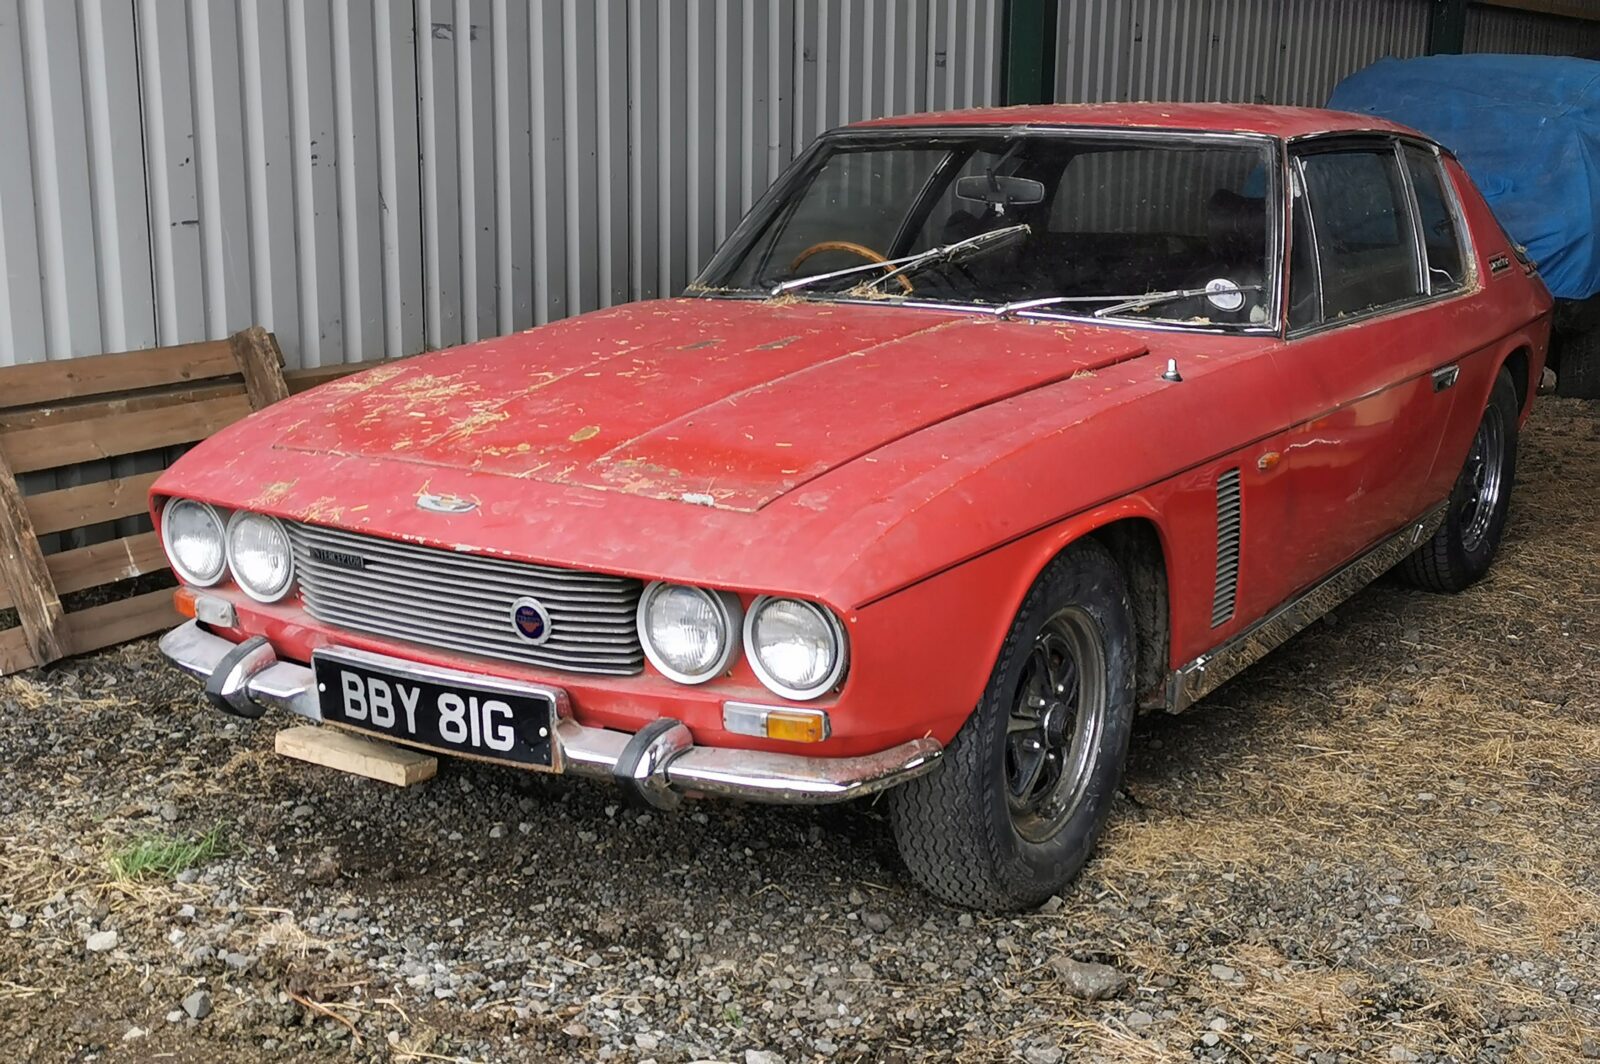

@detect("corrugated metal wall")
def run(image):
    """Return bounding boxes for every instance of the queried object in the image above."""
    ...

[1055,0,1600,107]
[6,0,1597,375]
[1056,0,1436,106]
[0,0,1002,371]
[1466,4,1600,55]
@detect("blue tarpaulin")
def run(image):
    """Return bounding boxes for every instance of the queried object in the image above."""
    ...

[1329,54,1600,300]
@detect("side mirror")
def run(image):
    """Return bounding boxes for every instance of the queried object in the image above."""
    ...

[955,174,1046,210]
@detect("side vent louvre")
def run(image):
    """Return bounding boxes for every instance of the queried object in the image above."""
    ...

[1211,469,1242,628]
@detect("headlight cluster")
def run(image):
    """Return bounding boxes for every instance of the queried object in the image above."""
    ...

[159,498,295,603]
[636,583,742,684]
[744,596,849,701]
[161,498,227,586]
[637,583,847,700]
[226,511,295,601]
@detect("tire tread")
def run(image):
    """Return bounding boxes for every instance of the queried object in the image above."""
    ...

[890,539,1132,910]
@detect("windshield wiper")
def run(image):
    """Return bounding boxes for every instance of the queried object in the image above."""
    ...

[857,223,1031,292]
[769,224,1031,297]
[991,284,1264,321]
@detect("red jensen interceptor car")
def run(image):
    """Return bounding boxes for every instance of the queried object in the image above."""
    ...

[154,104,1550,909]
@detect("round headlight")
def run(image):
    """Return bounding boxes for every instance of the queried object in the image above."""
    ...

[160,498,226,586]
[225,511,295,602]
[744,597,848,701]
[637,582,741,684]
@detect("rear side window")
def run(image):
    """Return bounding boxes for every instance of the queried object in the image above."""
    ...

[1402,145,1466,292]
[1297,147,1422,320]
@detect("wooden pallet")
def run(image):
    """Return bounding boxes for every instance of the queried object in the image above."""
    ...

[0,328,314,674]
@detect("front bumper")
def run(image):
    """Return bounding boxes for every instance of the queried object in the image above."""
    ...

[159,620,942,807]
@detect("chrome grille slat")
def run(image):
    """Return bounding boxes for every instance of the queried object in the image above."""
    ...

[286,522,645,675]
[296,588,636,646]
[289,539,635,601]
[302,601,642,659]
[295,524,626,587]
[305,606,643,673]
[289,552,639,616]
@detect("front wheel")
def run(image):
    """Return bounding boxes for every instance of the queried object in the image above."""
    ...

[1398,367,1519,593]
[889,540,1135,910]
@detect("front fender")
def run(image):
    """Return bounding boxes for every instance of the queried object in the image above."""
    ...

[845,497,1170,745]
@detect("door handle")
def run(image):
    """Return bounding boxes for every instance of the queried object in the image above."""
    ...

[1432,364,1460,392]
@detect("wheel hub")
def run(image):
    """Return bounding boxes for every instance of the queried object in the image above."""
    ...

[1004,606,1109,843]
[1458,402,1506,553]
[1040,700,1071,747]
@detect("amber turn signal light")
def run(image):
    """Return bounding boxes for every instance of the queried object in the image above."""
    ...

[173,588,237,628]
[722,702,831,743]
[765,709,829,743]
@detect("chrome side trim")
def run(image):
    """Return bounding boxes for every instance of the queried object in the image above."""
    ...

[1165,503,1446,713]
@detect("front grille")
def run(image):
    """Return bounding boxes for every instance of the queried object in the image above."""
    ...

[286,522,645,675]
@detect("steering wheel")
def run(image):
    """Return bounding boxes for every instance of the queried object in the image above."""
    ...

[788,241,915,295]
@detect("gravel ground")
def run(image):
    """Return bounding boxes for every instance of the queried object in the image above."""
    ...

[1,398,1597,1064]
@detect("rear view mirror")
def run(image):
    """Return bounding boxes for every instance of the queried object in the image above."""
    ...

[956,174,1046,209]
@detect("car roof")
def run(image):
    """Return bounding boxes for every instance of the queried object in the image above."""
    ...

[848,102,1424,141]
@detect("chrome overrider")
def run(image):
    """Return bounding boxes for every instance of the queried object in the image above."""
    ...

[159,620,943,808]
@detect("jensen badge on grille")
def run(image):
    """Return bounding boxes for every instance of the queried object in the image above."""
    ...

[309,546,367,571]
[416,492,478,514]
[510,597,554,645]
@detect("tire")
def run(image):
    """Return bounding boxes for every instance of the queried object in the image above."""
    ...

[889,539,1136,910]
[1554,328,1600,399]
[1397,367,1519,593]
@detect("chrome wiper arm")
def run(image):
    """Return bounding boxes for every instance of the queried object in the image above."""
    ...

[991,283,1264,321]
[858,223,1032,292]
[769,251,930,297]
[990,294,1140,319]
[770,223,1031,298]
[1090,284,1262,319]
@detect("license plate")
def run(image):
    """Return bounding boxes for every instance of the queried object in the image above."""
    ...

[312,649,560,770]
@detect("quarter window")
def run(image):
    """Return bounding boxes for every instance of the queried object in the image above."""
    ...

[1402,145,1466,292]
[1297,147,1422,320]
[1287,178,1320,330]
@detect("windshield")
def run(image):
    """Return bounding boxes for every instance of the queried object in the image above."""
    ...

[696,131,1279,328]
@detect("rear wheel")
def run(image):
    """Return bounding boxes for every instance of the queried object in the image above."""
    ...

[1398,368,1519,592]
[889,540,1135,910]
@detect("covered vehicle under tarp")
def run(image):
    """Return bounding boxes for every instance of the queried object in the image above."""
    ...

[1329,54,1600,302]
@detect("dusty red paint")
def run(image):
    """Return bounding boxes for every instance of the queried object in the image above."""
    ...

[849,101,1422,141]
[152,109,1551,758]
